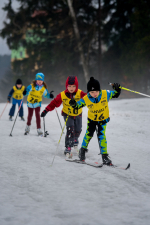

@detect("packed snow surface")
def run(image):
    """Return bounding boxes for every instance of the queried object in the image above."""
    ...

[0,98,150,225]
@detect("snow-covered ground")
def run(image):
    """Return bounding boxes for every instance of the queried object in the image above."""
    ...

[0,98,150,225]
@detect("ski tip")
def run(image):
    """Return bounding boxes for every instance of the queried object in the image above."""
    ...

[125,163,130,170]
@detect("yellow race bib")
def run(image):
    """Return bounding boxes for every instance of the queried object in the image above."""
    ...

[61,89,82,116]
[83,90,109,121]
[12,86,25,100]
[27,84,45,104]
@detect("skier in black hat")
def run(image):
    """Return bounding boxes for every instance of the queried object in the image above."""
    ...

[69,77,121,165]
[7,79,25,121]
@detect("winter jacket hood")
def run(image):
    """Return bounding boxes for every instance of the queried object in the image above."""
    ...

[65,76,78,92]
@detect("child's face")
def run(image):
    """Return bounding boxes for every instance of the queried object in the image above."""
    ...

[36,80,43,85]
[67,85,76,93]
[89,91,99,98]
[16,84,22,88]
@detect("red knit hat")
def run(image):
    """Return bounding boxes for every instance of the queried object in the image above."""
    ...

[66,76,78,92]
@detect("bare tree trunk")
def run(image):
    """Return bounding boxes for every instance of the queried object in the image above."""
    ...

[67,0,89,82]
[98,0,102,80]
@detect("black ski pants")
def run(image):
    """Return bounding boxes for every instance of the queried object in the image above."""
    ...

[63,114,82,148]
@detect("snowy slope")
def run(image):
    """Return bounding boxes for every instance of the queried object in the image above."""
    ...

[0,98,150,225]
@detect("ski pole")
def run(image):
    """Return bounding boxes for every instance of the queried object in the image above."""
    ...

[0,102,9,119]
[9,98,24,136]
[96,126,102,155]
[50,106,71,166]
[43,117,49,137]
[109,83,150,98]
[43,117,45,135]
[55,108,63,131]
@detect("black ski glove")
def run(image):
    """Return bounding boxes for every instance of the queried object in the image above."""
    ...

[7,97,11,103]
[50,91,54,99]
[41,109,48,117]
[23,89,27,95]
[69,99,77,108]
[112,83,121,98]
[113,83,121,92]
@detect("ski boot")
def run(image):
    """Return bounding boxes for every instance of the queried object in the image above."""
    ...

[74,140,79,154]
[24,125,30,135]
[64,147,72,158]
[37,128,43,136]
[102,154,112,166]
[21,117,25,121]
[9,116,13,121]
[79,147,88,162]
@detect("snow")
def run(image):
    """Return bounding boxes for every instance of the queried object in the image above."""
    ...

[0,98,150,225]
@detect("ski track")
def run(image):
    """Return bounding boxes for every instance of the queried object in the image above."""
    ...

[0,98,150,225]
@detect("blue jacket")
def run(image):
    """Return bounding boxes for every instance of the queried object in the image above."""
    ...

[76,90,117,107]
[8,85,25,98]
[25,84,51,108]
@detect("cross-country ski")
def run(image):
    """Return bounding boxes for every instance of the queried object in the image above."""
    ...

[66,159,103,168]
[66,159,130,170]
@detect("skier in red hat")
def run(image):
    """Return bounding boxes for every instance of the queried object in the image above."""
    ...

[41,76,86,156]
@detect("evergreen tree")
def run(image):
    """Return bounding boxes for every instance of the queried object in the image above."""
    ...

[102,0,150,93]
[0,0,99,88]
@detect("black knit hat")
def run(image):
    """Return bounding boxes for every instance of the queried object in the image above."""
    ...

[87,77,100,92]
[16,79,22,85]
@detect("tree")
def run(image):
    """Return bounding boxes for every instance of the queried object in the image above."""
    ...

[102,0,150,93]
[120,0,150,93]
[0,0,99,87]
[67,0,89,82]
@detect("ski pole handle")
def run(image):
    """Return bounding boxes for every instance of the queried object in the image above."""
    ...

[108,83,150,98]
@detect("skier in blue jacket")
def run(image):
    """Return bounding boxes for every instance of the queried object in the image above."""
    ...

[69,77,121,165]
[7,79,25,121]
[23,72,54,135]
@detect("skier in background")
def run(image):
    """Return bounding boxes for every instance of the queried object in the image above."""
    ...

[23,72,54,136]
[69,77,121,165]
[41,76,87,156]
[7,78,25,121]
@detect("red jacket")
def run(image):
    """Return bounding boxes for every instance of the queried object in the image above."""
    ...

[46,89,86,112]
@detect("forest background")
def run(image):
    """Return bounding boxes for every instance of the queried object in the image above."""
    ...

[0,0,150,102]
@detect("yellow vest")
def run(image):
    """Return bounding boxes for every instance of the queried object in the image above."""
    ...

[61,89,82,116]
[12,86,25,100]
[27,84,45,104]
[83,90,109,121]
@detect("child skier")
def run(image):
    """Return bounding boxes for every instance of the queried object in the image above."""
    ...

[7,78,25,121]
[41,76,86,155]
[23,72,54,136]
[69,77,121,165]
